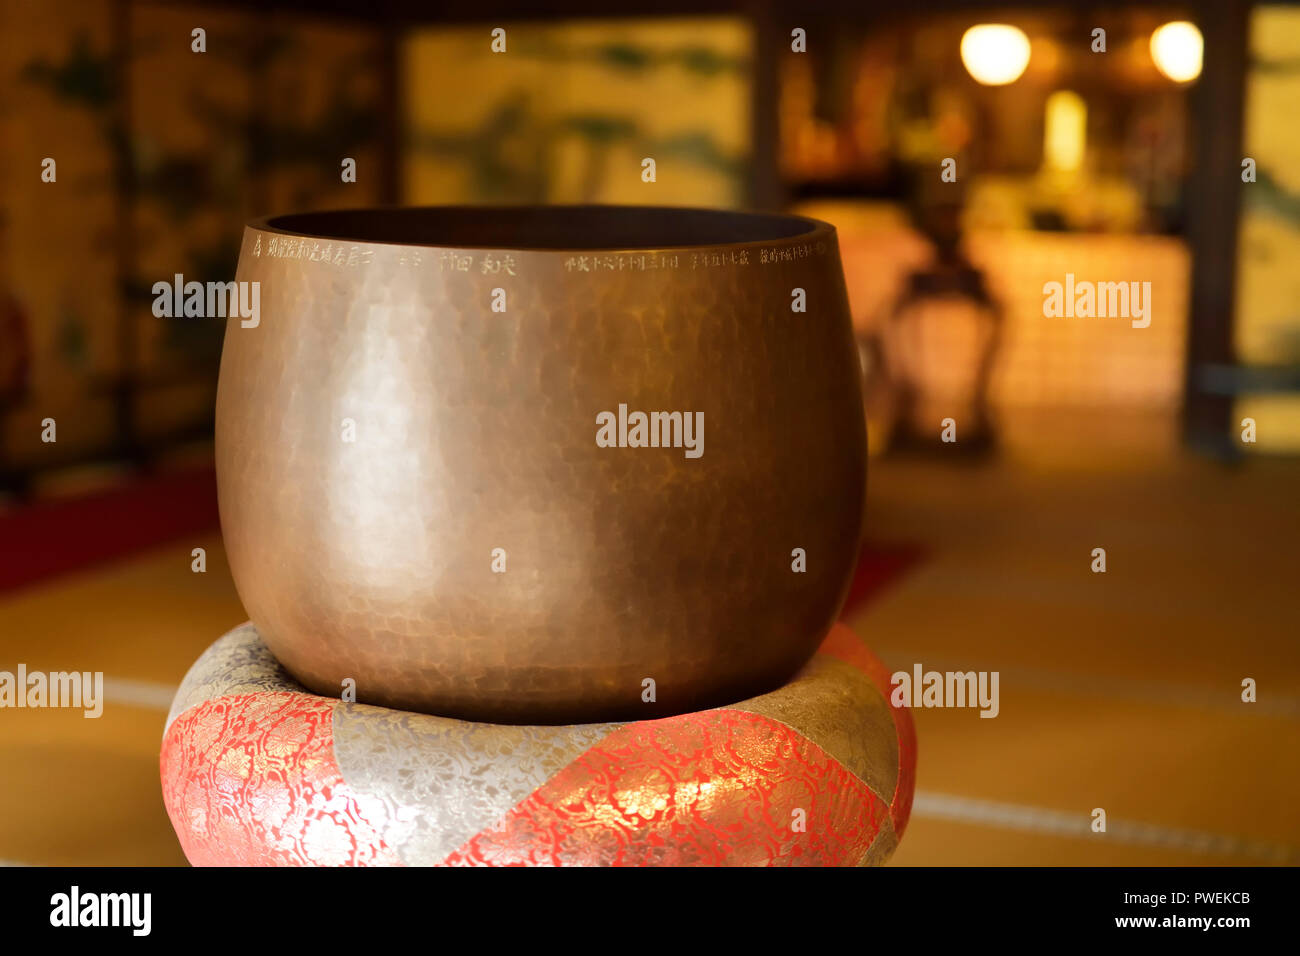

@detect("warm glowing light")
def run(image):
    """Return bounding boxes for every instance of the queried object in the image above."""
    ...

[1150,21,1203,83]
[960,24,1031,86]
[1043,90,1086,172]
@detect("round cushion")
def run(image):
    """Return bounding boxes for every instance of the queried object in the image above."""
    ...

[160,622,915,866]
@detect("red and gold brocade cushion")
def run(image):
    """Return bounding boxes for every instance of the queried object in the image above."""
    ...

[160,622,914,866]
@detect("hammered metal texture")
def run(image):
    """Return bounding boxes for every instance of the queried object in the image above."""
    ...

[215,206,867,722]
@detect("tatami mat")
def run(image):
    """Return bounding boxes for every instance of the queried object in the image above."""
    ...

[1,449,1296,865]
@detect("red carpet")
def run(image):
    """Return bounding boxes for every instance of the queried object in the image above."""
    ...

[0,466,220,595]
[839,542,924,618]
[0,466,923,605]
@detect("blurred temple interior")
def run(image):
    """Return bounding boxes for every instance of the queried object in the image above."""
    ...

[0,0,1298,865]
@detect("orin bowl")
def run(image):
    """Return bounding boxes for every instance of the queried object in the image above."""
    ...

[216,205,866,723]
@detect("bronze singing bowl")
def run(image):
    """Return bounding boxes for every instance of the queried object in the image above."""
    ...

[216,206,866,723]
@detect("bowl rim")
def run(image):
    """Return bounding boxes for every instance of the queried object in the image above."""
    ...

[247,203,836,254]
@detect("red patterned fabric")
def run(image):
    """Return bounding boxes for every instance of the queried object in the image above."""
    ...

[161,692,401,866]
[161,623,915,866]
[444,709,887,866]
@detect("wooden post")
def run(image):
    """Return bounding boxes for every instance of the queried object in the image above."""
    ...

[379,12,403,204]
[111,0,139,463]
[1183,0,1249,454]
[748,0,783,211]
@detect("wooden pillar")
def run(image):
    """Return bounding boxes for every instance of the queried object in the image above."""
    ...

[1182,0,1250,454]
[111,0,138,462]
[748,0,784,211]
[379,13,404,204]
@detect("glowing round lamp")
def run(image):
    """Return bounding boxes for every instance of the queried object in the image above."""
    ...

[960,24,1031,86]
[1150,21,1203,83]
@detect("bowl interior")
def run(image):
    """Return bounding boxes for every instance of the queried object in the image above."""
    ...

[259,205,822,251]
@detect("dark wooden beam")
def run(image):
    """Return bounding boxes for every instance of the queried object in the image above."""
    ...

[379,12,403,204]
[112,0,139,461]
[1182,0,1249,455]
[179,0,748,25]
[748,1,783,210]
